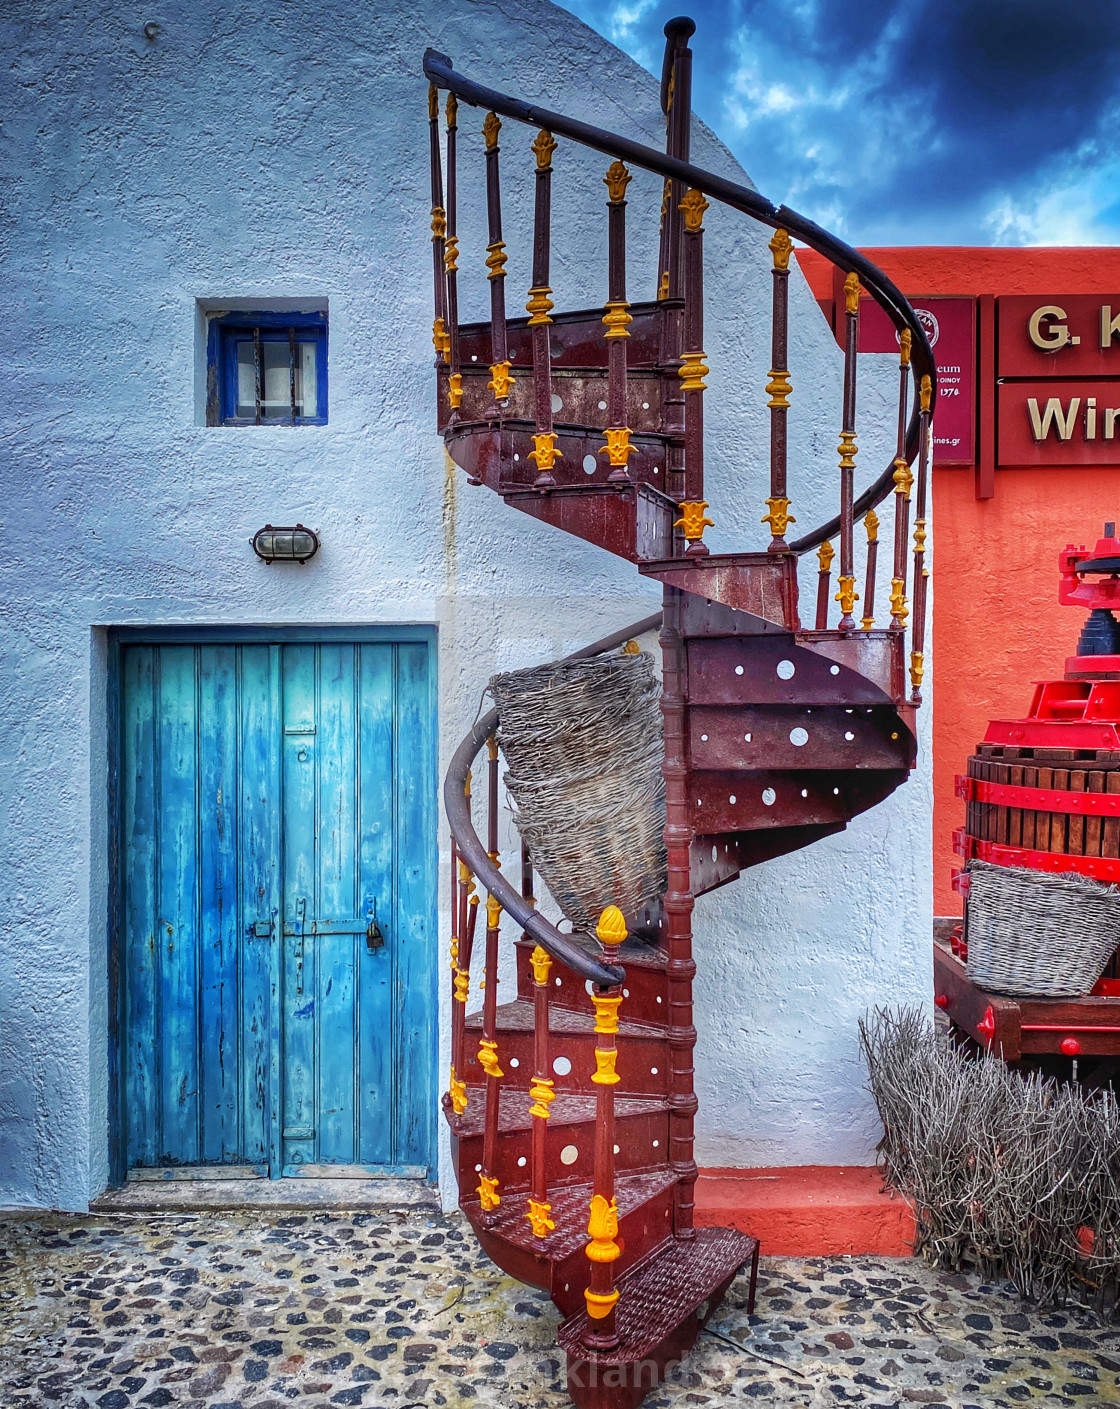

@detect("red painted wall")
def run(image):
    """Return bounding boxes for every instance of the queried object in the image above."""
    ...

[799,248,1120,914]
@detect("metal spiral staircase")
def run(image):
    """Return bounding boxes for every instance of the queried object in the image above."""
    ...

[425,19,935,1408]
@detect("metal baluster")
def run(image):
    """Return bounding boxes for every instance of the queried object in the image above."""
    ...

[659,589,698,1235]
[526,942,555,1241]
[815,540,834,631]
[583,905,626,1348]
[910,375,933,704]
[477,738,503,1217]
[890,330,913,631]
[527,130,558,489]
[861,509,879,630]
[835,271,860,630]
[659,19,694,536]
[763,229,795,550]
[675,188,711,556]
[428,84,450,368]
[602,161,634,484]
[477,890,503,1219]
[483,112,513,410]
[445,93,463,413]
[447,838,467,1117]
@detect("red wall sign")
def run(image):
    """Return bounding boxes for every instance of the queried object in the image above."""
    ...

[859,296,975,466]
[996,295,1120,466]
[997,379,1120,467]
[998,295,1120,378]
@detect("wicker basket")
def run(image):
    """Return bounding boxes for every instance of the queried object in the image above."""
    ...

[965,859,1120,998]
[489,651,667,932]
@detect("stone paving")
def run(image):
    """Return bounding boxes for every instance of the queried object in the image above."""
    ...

[1,1207,1119,1409]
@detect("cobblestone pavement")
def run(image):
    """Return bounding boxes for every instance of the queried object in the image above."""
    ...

[1,1208,1119,1408]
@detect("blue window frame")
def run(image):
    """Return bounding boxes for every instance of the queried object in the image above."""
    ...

[207,310,328,426]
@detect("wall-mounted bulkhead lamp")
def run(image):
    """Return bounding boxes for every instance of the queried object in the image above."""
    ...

[251,523,319,564]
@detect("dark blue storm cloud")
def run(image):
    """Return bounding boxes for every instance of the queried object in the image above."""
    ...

[560,0,1120,244]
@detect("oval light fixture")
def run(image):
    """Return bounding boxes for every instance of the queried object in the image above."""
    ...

[251,523,319,564]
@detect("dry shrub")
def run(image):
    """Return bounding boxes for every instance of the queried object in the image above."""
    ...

[860,1006,1120,1310]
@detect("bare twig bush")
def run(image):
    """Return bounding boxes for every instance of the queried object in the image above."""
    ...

[859,1006,1120,1310]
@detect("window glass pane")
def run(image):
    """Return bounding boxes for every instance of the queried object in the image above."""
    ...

[297,339,318,419]
[236,341,258,418]
[261,341,290,418]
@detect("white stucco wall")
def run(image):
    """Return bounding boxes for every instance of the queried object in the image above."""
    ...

[0,0,930,1210]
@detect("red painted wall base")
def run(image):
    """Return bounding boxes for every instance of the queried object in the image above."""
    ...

[695,1166,916,1257]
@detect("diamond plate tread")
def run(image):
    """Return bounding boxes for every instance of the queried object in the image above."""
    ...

[557,1226,758,1362]
[465,998,666,1040]
[460,1167,678,1263]
[453,1088,669,1138]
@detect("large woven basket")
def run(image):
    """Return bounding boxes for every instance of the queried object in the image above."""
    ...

[489,651,667,932]
[965,859,1120,998]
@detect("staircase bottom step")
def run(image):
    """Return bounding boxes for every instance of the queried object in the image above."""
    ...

[558,1225,759,1409]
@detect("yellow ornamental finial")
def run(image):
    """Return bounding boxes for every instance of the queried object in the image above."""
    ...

[604,160,632,202]
[762,497,795,538]
[893,456,914,498]
[864,507,879,543]
[600,427,634,468]
[591,993,622,1035]
[678,352,709,392]
[676,500,714,545]
[526,1198,555,1238]
[529,944,552,987]
[769,228,793,271]
[483,111,501,151]
[532,129,557,170]
[446,92,458,128]
[447,372,463,409]
[601,301,633,340]
[448,1066,467,1115]
[818,539,835,573]
[586,1194,620,1263]
[920,374,933,413]
[477,1037,503,1080]
[487,360,514,400]
[680,187,709,232]
[889,578,909,626]
[486,894,502,930]
[444,235,459,273]
[528,432,560,474]
[525,287,554,325]
[478,1173,500,1210]
[835,575,858,616]
[910,651,925,692]
[622,639,641,654]
[837,430,858,470]
[844,271,861,314]
[428,83,438,121]
[528,1075,556,1120]
[431,206,447,240]
[899,327,912,366]
[485,240,508,280]
[766,369,792,409]
[596,904,627,947]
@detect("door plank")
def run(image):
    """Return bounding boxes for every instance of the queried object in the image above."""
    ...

[392,641,436,1170]
[239,645,278,1168]
[122,646,159,1168]
[156,646,201,1164]
[357,644,395,1167]
[198,646,240,1163]
[281,644,319,1170]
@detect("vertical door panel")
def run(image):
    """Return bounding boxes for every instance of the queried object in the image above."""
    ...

[393,642,436,1168]
[280,644,318,1168]
[155,646,201,1164]
[239,645,279,1168]
[357,644,395,1166]
[315,644,359,1163]
[198,646,240,1162]
[122,646,159,1167]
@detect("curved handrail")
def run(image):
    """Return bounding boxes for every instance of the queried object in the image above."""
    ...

[444,611,664,989]
[422,46,936,556]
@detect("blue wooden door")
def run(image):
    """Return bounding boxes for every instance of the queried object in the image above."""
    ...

[119,638,435,1179]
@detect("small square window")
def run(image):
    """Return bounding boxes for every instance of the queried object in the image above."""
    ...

[206,310,327,426]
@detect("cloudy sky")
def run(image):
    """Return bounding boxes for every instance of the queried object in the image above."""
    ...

[561,0,1120,246]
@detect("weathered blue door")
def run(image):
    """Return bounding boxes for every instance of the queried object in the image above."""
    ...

[119,637,435,1179]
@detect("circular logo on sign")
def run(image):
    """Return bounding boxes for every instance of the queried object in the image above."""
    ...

[915,307,940,348]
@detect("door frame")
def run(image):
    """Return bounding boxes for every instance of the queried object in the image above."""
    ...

[106,624,438,1187]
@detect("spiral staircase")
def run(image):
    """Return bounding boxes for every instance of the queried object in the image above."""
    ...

[425,19,934,1409]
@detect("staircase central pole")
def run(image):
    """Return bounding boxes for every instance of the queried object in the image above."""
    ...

[660,585,698,1237]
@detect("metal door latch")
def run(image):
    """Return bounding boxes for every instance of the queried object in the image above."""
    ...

[366,900,385,953]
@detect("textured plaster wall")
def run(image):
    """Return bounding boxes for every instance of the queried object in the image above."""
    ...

[0,0,930,1210]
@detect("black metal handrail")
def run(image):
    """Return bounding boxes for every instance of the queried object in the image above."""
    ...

[443,611,664,988]
[422,45,936,555]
